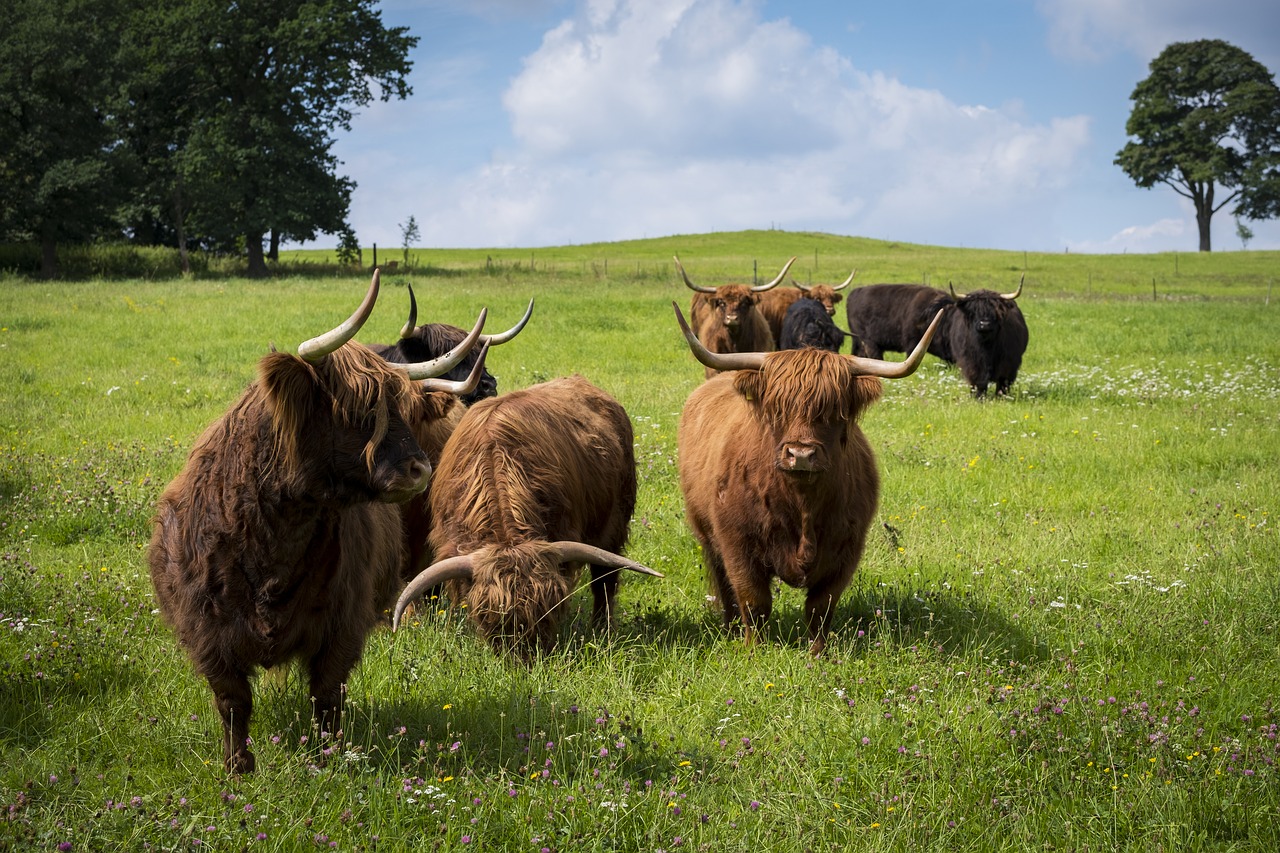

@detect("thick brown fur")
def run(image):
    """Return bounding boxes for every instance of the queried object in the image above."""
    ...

[689,285,776,379]
[398,391,466,584]
[428,376,637,658]
[149,342,428,773]
[677,349,884,655]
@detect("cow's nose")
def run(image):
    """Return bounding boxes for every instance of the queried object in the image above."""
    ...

[786,445,817,471]
[406,457,432,490]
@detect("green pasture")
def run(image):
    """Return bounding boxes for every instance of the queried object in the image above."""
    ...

[2,231,1278,851]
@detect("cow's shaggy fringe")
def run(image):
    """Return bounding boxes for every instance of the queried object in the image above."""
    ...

[262,344,417,481]
[743,350,883,428]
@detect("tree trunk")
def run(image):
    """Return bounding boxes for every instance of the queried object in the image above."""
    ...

[40,228,58,279]
[1195,181,1213,252]
[246,231,269,277]
[269,229,280,262]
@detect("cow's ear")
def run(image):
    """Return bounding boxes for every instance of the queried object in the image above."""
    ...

[417,389,458,422]
[847,375,883,416]
[258,352,320,439]
[734,370,766,403]
[831,293,843,304]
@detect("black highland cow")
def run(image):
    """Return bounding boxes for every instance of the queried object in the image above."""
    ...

[779,297,852,353]
[845,277,1026,397]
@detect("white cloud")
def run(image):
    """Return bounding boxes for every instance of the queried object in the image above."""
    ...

[406,0,1092,249]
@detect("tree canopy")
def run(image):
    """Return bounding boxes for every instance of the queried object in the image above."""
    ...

[1115,39,1280,252]
[0,0,417,277]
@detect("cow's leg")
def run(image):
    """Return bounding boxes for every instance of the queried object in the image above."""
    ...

[308,642,362,745]
[803,576,847,656]
[207,666,255,773]
[728,568,773,648]
[701,543,741,632]
[588,564,620,630]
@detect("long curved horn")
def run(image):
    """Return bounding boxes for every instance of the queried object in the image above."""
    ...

[297,269,381,362]
[1002,273,1024,300]
[845,309,944,379]
[672,302,765,372]
[392,555,475,631]
[751,256,798,291]
[833,269,856,291]
[419,342,491,394]
[398,309,487,380]
[399,284,418,339]
[674,255,715,294]
[481,298,534,345]
[948,281,964,300]
[549,542,665,578]
[793,278,811,292]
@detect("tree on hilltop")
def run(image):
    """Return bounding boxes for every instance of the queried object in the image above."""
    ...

[1116,39,1280,252]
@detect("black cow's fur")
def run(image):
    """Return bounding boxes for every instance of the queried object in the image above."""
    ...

[779,298,850,353]
[845,284,1027,397]
[369,324,497,405]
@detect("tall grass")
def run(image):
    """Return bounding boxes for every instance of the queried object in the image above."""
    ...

[2,232,1278,851]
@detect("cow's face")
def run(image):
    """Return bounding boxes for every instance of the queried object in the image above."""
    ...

[809,286,844,316]
[401,325,498,405]
[260,344,432,504]
[712,285,759,330]
[736,350,882,476]
[956,291,1009,339]
[465,543,571,660]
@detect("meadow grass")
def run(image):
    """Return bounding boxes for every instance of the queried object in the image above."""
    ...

[2,231,1278,851]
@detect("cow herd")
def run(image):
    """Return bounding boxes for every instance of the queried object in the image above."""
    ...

[148,260,1029,772]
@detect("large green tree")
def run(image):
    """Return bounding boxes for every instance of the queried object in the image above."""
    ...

[179,0,416,276]
[0,0,132,277]
[1116,39,1280,252]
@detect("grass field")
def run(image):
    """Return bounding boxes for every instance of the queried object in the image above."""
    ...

[2,231,1279,851]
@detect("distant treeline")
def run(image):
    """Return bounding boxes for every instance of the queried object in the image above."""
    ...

[0,0,416,279]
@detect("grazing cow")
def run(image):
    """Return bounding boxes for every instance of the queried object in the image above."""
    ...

[393,376,662,659]
[369,285,534,405]
[779,297,855,353]
[844,277,1026,397]
[678,255,795,378]
[148,271,487,773]
[758,270,855,344]
[370,291,537,584]
[674,302,941,655]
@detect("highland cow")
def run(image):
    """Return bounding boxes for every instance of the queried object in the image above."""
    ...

[758,269,855,344]
[844,277,1026,397]
[148,271,486,773]
[674,302,941,654]
[678,255,795,378]
[779,297,853,353]
[393,376,661,659]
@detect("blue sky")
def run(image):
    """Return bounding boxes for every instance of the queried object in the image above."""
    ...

[323,0,1280,254]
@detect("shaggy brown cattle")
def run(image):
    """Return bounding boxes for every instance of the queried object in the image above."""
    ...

[674,301,941,655]
[148,271,486,773]
[845,277,1026,397]
[678,255,795,378]
[370,293,536,584]
[393,376,661,659]
[757,270,855,344]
